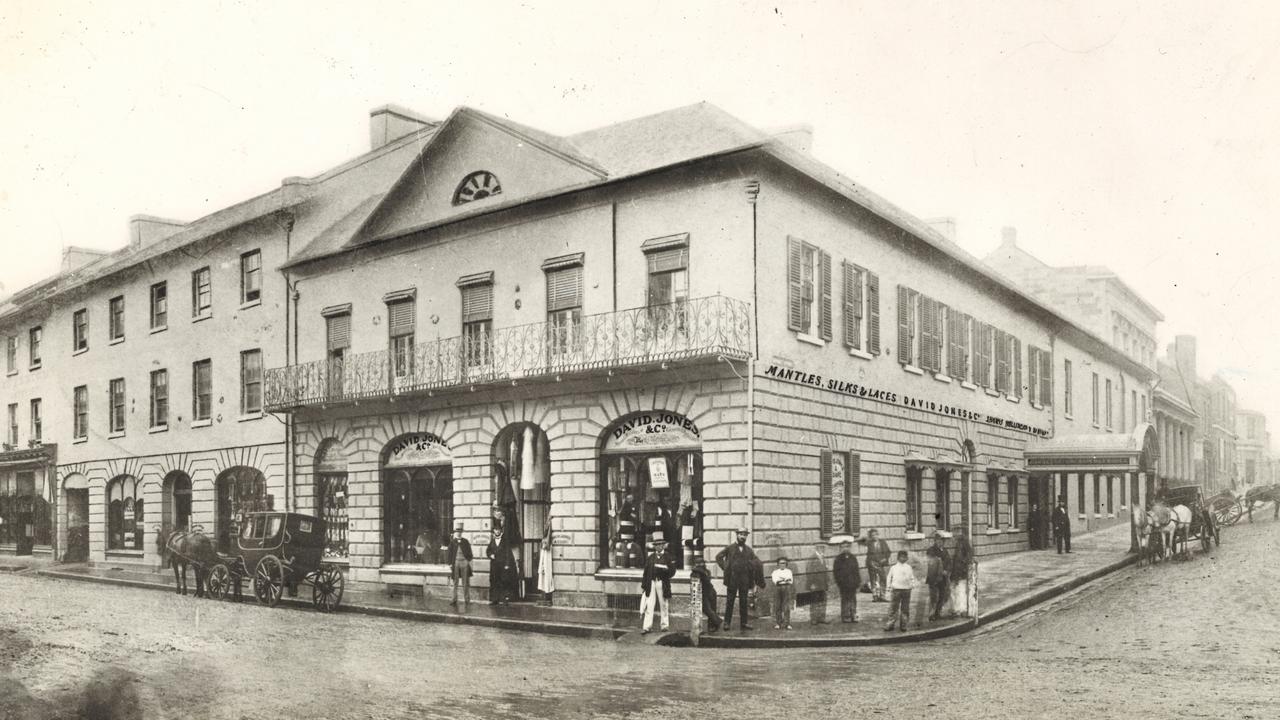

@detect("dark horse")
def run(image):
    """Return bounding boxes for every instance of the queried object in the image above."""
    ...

[164,527,218,597]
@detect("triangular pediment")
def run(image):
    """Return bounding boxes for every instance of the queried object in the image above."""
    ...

[354,108,607,245]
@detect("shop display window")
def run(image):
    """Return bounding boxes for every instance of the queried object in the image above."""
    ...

[107,475,144,551]
[383,465,452,564]
[317,473,349,559]
[601,451,702,570]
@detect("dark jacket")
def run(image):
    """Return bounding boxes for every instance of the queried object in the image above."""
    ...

[641,551,675,599]
[1052,506,1071,533]
[865,539,892,569]
[715,543,764,591]
[447,536,473,575]
[690,563,717,600]
[950,536,973,580]
[832,551,860,592]
[925,544,950,586]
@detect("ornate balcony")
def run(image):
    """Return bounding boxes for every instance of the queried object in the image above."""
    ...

[265,295,752,411]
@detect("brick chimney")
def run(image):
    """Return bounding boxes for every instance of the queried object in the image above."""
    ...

[129,215,185,250]
[1172,334,1198,380]
[60,246,110,273]
[369,105,438,150]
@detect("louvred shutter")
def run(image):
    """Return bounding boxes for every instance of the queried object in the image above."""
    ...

[1041,348,1052,406]
[1028,346,1040,404]
[1014,337,1023,398]
[995,329,1009,393]
[842,262,858,349]
[388,301,415,338]
[919,297,937,372]
[546,266,583,311]
[819,250,833,341]
[461,285,493,323]
[787,238,803,332]
[326,314,350,352]
[896,285,912,364]
[958,312,971,381]
[820,449,833,538]
[847,452,861,536]
[867,273,881,354]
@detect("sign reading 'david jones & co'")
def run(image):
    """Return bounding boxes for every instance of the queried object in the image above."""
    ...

[606,412,701,452]
[385,433,452,468]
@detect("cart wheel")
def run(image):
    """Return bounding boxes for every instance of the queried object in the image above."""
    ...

[1200,530,1211,553]
[254,555,285,608]
[312,565,345,612]
[1226,501,1244,526]
[208,563,232,601]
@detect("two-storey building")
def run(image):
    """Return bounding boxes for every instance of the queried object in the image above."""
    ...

[1236,408,1274,489]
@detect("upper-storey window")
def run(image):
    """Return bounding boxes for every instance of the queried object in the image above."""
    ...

[192,267,212,319]
[974,322,994,389]
[30,399,41,442]
[1063,359,1073,416]
[1028,346,1052,407]
[788,237,831,342]
[108,296,125,342]
[73,385,88,440]
[544,255,583,359]
[28,326,41,369]
[241,250,262,305]
[323,305,351,397]
[150,281,168,330]
[452,171,502,205]
[108,378,126,434]
[150,369,168,429]
[6,403,16,446]
[897,286,920,366]
[842,262,881,355]
[240,349,263,415]
[385,292,416,380]
[5,336,15,374]
[458,273,494,368]
[1091,372,1100,426]
[72,309,88,352]
[1105,378,1114,430]
[192,359,212,422]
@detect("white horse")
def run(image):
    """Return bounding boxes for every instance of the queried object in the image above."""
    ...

[1132,505,1154,567]
[1147,502,1193,561]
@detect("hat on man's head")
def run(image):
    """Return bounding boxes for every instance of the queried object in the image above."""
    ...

[455,523,465,532]
[648,539,668,550]
[930,530,944,539]
[735,527,750,535]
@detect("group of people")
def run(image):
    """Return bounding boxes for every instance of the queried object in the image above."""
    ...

[1027,499,1075,553]
[639,525,976,634]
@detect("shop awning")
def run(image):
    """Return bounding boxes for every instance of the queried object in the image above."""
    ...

[1024,423,1159,473]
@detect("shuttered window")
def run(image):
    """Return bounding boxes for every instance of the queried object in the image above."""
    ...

[841,261,877,352]
[546,266,583,312]
[786,237,830,339]
[994,329,1009,393]
[326,314,351,353]
[818,250,832,341]
[461,284,493,323]
[866,273,881,354]
[897,286,917,365]
[974,322,991,388]
[820,450,860,538]
[388,301,415,338]
[919,297,938,373]
[647,247,687,274]
[1013,337,1023,399]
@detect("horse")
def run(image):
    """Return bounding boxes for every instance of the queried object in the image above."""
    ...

[1147,503,1193,561]
[164,526,218,597]
[1132,505,1154,567]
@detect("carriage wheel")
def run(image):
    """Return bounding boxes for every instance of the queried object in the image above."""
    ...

[208,563,232,601]
[253,555,285,608]
[1199,529,1211,552]
[1226,501,1244,526]
[312,565,345,613]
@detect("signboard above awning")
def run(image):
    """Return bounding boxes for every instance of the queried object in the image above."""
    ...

[1023,423,1159,473]
[604,412,702,454]
[384,433,451,468]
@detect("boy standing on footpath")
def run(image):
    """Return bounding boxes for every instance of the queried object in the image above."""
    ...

[832,538,860,623]
[865,528,892,601]
[882,551,916,632]
[770,557,795,630]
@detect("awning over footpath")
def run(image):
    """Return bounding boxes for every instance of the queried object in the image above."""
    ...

[1024,423,1159,474]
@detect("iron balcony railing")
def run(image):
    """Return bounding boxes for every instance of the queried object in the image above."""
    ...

[265,295,752,410]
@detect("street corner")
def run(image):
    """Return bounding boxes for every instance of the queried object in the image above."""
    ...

[616,628,687,646]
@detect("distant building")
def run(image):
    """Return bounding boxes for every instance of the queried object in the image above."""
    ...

[1236,408,1274,488]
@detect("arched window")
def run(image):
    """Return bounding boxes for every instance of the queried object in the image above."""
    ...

[315,439,349,560]
[492,423,551,598]
[215,467,268,554]
[381,433,452,565]
[452,170,502,205]
[161,471,192,533]
[107,475,143,551]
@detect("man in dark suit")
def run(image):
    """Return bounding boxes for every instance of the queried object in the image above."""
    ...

[1053,499,1072,554]
[832,538,861,623]
[446,523,473,606]
[715,527,764,631]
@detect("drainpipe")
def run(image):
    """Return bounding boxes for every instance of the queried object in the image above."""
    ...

[280,210,296,513]
[746,180,761,535]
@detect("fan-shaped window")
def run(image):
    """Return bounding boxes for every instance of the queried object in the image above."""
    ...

[452,171,502,206]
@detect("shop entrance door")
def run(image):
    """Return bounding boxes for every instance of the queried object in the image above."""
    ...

[65,488,89,562]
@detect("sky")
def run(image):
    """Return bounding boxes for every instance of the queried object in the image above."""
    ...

[1,0,1278,432]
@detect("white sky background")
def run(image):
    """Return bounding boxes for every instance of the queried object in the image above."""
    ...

[1,0,1278,436]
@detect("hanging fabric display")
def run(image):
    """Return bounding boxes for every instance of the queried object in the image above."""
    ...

[534,433,549,486]
[678,455,693,514]
[521,426,537,490]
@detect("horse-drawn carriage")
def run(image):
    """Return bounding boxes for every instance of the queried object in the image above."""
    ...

[1201,484,1280,527]
[1136,484,1218,564]
[167,511,344,612]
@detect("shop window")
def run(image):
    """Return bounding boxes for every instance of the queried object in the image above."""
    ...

[788,237,831,341]
[215,466,269,554]
[987,473,1000,527]
[383,465,452,564]
[820,450,860,537]
[315,440,349,560]
[905,466,922,532]
[1077,474,1086,513]
[1093,475,1101,514]
[0,472,50,550]
[493,423,551,596]
[1006,476,1019,528]
[934,469,952,531]
[150,281,167,329]
[1107,475,1115,514]
[107,475,144,551]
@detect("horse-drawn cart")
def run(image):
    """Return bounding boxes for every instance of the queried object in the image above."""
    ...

[1242,483,1280,520]
[203,511,345,612]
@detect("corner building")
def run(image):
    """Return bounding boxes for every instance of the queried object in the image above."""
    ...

[264,103,1159,607]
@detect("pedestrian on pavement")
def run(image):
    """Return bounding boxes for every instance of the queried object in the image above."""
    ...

[1053,499,1073,554]
[639,539,674,634]
[486,527,519,605]
[770,557,795,630]
[925,531,951,621]
[948,527,973,618]
[154,525,169,572]
[882,550,915,632]
[832,538,860,623]
[865,528,892,602]
[805,543,830,625]
[445,523,473,607]
[689,557,722,633]
[1028,503,1043,550]
[716,527,765,632]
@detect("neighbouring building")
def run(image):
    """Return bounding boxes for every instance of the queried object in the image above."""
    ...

[1236,408,1274,489]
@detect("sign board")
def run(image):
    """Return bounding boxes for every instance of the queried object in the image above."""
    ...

[604,412,701,453]
[384,433,452,468]
[647,457,670,489]
[830,453,847,535]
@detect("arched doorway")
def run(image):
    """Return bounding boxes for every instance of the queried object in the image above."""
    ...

[63,474,90,562]
[215,467,269,554]
[106,475,144,551]
[315,439,349,560]
[161,471,192,533]
[492,423,551,598]
[598,411,703,571]
[381,433,452,564]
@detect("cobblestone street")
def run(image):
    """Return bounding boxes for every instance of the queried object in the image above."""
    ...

[2,517,1278,719]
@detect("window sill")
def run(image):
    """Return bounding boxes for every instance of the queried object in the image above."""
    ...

[109,337,125,346]
[4,370,15,377]
[72,348,88,357]
[150,325,167,335]
[903,365,925,376]
[1077,514,1087,521]
[238,412,264,423]
[1092,423,1101,430]
[107,431,125,440]
[1063,413,1073,421]
[1006,396,1021,404]
[1031,402,1044,410]
[847,348,873,361]
[72,436,87,445]
[239,299,262,311]
[594,567,692,583]
[984,389,1001,398]
[28,364,41,372]
[191,419,212,429]
[106,550,145,558]
[932,373,952,384]
[149,425,168,434]
[985,528,1002,536]
[795,332,825,347]
[192,313,213,324]
[1106,514,1115,519]
[903,531,926,541]
[1004,527,1023,533]
[960,381,978,391]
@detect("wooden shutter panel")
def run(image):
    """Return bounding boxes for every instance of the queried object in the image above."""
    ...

[995,329,1009,393]
[896,285,911,364]
[1028,346,1040,404]
[819,250,832,341]
[1040,347,1052,407]
[546,266,582,311]
[461,284,493,322]
[820,449,833,537]
[787,238,803,332]
[842,262,859,349]
[974,322,987,387]
[326,314,350,352]
[388,301,415,337]
[847,452,861,536]
[867,273,881,354]
[958,312,971,381]
[646,248,687,274]
[1013,337,1023,398]
[919,297,937,372]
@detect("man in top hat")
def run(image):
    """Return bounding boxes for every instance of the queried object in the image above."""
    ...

[640,539,675,633]
[716,527,765,631]
[925,531,950,621]
[1052,498,1072,554]
[445,523,473,606]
